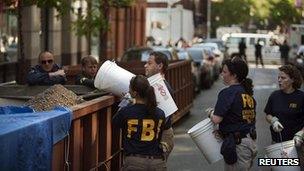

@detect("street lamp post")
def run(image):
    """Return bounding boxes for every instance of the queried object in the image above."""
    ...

[207,0,211,39]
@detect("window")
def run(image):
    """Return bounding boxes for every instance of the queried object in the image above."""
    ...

[0,6,18,62]
[227,37,241,45]
[249,38,255,45]
[260,38,266,45]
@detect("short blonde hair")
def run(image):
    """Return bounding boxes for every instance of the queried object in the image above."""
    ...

[81,55,98,67]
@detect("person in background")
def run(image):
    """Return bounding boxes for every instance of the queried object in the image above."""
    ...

[264,65,304,168]
[76,55,98,89]
[264,65,304,169]
[255,39,264,68]
[113,75,168,170]
[264,65,304,143]
[27,51,66,85]
[279,40,290,65]
[144,51,174,160]
[238,38,247,62]
[207,58,257,170]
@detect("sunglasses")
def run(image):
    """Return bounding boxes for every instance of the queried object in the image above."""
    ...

[41,59,54,64]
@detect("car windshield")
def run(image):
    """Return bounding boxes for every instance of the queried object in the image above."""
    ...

[205,39,224,48]
[121,49,152,62]
[187,48,202,62]
[155,50,172,60]
[177,51,189,60]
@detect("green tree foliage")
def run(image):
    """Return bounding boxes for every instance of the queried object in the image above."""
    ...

[268,0,302,26]
[211,0,303,31]
[73,0,134,37]
[211,0,253,29]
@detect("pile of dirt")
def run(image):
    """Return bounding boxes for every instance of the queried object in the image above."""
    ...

[26,84,81,111]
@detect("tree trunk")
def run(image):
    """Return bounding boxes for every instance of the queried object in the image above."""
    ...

[87,0,92,53]
[16,0,29,84]
[99,0,109,61]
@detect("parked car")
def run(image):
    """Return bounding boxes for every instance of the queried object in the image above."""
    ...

[176,48,201,94]
[120,46,178,62]
[152,46,179,61]
[186,47,214,89]
[120,47,152,62]
[192,43,223,80]
[203,38,226,53]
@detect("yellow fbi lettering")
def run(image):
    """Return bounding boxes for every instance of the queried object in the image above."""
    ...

[242,109,255,123]
[241,94,255,123]
[289,103,297,108]
[127,119,163,141]
[241,94,254,108]
[127,119,138,138]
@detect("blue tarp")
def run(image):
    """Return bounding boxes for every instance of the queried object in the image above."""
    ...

[0,106,72,171]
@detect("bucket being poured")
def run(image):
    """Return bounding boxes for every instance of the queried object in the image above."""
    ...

[147,73,178,117]
[187,118,223,164]
[265,140,300,171]
[94,60,135,97]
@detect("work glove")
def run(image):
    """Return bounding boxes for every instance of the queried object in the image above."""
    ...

[205,107,214,118]
[271,116,284,132]
[294,130,304,147]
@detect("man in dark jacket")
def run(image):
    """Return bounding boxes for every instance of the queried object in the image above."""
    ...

[255,39,264,68]
[279,40,290,65]
[238,38,247,62]
[27,51,66,85]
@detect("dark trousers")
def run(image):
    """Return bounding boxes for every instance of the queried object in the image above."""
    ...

[281,57,288,65]
[255,54,264,66]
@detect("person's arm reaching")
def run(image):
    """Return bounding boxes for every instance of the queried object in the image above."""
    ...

[266,114,284,132]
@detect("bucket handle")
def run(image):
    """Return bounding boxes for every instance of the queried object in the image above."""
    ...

[278,132,288,158]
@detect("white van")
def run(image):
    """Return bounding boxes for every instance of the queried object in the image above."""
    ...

[223,33,281,64]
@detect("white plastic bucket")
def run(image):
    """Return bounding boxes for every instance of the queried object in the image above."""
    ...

[147,73,178,117]
[94,60,135,97]
[265,140,300,171]
[187,118,223,164]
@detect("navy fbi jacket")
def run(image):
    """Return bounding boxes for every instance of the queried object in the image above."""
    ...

[26,64,66,86]
[113,104,170,156]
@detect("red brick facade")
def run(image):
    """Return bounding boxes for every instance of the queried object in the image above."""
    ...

[105,0,147,60]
